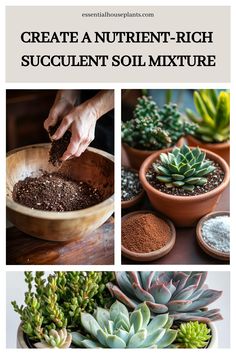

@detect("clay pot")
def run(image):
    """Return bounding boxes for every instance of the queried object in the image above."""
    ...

[139,148,230,227]
[187,135,229,165]
[122,137,185,170]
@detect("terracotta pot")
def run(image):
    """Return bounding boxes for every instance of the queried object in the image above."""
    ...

[139,147,230,227]
[122,137,185,170]
[187,135,229,165]
[16,321,218,348]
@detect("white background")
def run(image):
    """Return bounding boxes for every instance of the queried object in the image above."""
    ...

[6,271,230,348]
[1,0,235,353]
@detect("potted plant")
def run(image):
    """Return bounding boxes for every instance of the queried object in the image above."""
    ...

[13,271,221,349]
[139,144,229,227]
[122,96,195,169]
[107,271,222,349]
[186,89,230,164]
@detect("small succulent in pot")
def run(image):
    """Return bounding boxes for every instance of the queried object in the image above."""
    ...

[153,145,215,191]
[186,89,230,143]
[122,96,195,151]
[35,328,72,349]
[107,271,223,322]
[174,321,212,348]
[72,300,177,348]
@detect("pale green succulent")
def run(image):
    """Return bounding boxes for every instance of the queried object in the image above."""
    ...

[186,89,230,143]
[174,321,211,348]
[72,301,177,348]
[34,328,72,348]
[152,145,215,191]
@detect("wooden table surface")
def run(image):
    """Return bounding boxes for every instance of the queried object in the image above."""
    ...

[7,217,114,265]
[122,186,230,265]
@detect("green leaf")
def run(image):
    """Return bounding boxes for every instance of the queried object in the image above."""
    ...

[157,165,171,176]
[173,181,185,187]
[130,309,143,332]
[185,177,203,185]
[157,176,172,183]
[127,329,147,348]
[106,335,126,348]
[157,329,177,348]
[147,314,169,333]
[81,313,101,338]
[110,301,129,323]
[136,303,150,328]
[193,91,214,127]
[184,168,195,177]
[96,307,110,329]
[199,90,216,119]
[171,174,185,180]
[215,91,230,130]
[143,329,165,347]
[96,328,108,347]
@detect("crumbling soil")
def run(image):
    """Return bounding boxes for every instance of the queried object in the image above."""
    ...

[48,123,71,167]
[146,160,225,196]
[12,172,103,212]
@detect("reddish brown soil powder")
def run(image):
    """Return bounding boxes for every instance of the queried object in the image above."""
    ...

[48,124,71,167]
[12,172,103,212]
[122,213,171,253]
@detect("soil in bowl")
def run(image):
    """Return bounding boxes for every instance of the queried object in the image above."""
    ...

[121,166,143,202]
[122,212,171,253]
[12,171,103,212]
[146,160,224,197]
[48,123,71,167]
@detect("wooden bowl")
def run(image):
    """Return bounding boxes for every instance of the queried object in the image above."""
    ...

[6,144,114,242]
[196,211,230,261]
[121,210,176,262]
[121,166,145,209]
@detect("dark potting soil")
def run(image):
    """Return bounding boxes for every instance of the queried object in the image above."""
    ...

[12,172,103,212]
[146,160,224,196]
[48,123,71,167]
[121,167,143,201]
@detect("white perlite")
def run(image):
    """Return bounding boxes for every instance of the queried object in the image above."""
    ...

[201,215,230,253]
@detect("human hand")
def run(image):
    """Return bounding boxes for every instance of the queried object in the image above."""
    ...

[51,100,97,161]
[44,91,77,132]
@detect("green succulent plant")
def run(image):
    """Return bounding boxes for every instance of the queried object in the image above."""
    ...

[12,271,114,341]
[152,144,215,191]
[186,89,230,143]
[122,96,195,150]
[174,321,211,348]
[72,301,177,348]
[35,328,72,349]
[107,272,223,323]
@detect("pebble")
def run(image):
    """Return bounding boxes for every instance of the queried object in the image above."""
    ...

[121,167,143,201]
[201,215,230,253]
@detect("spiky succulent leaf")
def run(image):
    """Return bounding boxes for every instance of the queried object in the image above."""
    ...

[153,145,215,191]
[107,272,222,322]
[187,89,230,143]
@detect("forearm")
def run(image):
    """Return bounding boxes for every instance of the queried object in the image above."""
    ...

[88,90,114,120]
[55,89,78,105]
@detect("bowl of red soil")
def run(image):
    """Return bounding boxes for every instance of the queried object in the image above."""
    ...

[121,210,176,262]
[6,143,114,241]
